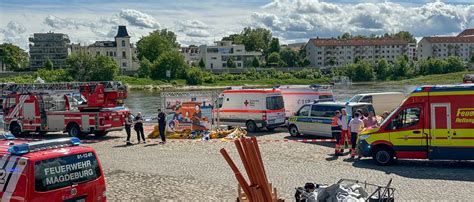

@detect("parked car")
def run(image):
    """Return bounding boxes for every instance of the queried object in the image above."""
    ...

[349,92,404,113]
[288,102,375,137]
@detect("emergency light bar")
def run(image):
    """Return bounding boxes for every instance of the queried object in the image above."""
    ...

[8,137,81,155]
[0,132,16,140]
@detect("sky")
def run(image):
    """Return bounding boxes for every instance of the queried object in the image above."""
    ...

[0,0,473,50]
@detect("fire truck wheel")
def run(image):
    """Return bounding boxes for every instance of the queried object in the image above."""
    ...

[246,121,258,133]
[94,131,108,137]
[372,146,395,166]
[9,123,22,137]
[67,124,85,138]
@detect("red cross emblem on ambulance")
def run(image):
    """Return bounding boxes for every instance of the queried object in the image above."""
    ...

[244,100,249,106]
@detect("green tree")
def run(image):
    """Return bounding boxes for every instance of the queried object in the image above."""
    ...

[392,31,416,43]
[268,37,280,54]
[445,56,465,73]
[0,43,29,71]
[392,56,409,79]
[138,58,152,78]
[227,58,237,68]
[150,51,187,79]
[222,34,243,44]
[185,67,204,85]
[136,29,180,62]
[345,60,374,82]
[280,48,297,67]
[198,58,206,68]
[471,55,474,63]
[267,52,281,66]
[374,59,390,80]
[66,53,118,81]
[44,58,54,70]
[340,32,352,39]
[252,57,260,68]
[222,27,272,52]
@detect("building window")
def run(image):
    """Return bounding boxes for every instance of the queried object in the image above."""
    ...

[122,62,127,67]
[122,51,126,58]
[237,63,242,67]
[96,51,100,55]
[211,57,217,60]
[122,40,125,47]
[210,63,213,69]
[222,63,227,68]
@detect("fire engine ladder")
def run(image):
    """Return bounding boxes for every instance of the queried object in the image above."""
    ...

[1,81,126,94]
[36,95,48,130]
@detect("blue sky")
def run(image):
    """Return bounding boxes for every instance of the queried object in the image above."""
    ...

[1,0,473,49]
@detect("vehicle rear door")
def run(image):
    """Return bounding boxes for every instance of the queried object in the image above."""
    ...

[385,105,427,159]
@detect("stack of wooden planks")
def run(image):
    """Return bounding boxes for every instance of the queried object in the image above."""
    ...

[220,137,284,202]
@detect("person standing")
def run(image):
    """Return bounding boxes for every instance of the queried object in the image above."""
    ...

[331,110,343,155]
[340,108,350,154]
[134,112,146,144]
[125,111,133,145]
[158,109,167,144]
[363,111,378,128]
[349,112,365,158]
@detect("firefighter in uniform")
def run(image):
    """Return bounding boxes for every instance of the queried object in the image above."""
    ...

[331,110,343,155]
[340,108,351,154]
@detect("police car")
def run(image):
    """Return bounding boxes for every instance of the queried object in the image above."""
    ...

[0,133,106,201]
[287,102,375,137]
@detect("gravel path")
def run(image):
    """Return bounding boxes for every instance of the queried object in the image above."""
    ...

[30,128,474,201]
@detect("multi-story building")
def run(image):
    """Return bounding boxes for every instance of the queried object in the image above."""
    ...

[199,41,261,69]
[180,46,201,66]
[70,26,139,72]
[305,38,413,68]
[29,32,70,70]
[417,29,474,62]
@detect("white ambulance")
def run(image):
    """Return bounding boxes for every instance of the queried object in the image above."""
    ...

[278,85,334,117]
[216,89,286,132]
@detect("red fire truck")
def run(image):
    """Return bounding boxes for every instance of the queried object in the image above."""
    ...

[2,82,129,138]
[0,134,107,201]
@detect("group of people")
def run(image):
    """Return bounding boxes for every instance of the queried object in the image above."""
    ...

[331,109,390,158]
[124,109,167,145]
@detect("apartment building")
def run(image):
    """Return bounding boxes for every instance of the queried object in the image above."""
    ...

[417,29,474,62]
[199,41,261,69]
[70,26,139,72]
[305,38,413,68]
[29,32,71,70]
[180,46,201,66]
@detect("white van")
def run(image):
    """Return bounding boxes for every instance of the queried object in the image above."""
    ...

[279,85,334,117]
[349,92,404,114]
[216,89,286,132]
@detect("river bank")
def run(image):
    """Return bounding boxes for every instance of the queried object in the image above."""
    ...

[124,71,473,91]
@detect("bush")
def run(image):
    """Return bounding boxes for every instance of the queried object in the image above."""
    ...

[34,69,72,82]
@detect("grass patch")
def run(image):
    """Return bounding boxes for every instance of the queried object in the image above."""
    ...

[378,71,472,85]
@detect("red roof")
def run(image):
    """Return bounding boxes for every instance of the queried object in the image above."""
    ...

[458,29,474,37]
[309,38,408,46]
[423,36,474,43]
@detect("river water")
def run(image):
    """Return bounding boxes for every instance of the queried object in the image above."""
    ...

[124,84,417,117]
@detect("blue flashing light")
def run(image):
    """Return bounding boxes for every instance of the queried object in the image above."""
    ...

[8,144,29,155]
[8,137,81,155]
[0,132,16,140]
[70,137,81,146]
[414,87,423,92]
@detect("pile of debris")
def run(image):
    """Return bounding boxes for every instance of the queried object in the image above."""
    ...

[295,179,394,202]
[147,126,246,140]
[220,137,284,202]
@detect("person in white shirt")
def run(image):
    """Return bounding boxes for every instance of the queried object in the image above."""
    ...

[349,112,365,158]
[340,108,350,153]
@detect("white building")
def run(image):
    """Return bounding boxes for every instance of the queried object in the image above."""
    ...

[70,26,139,72]
[305,38,413,68]
[199,41,261,69]
[180,46,201,66]
[417,29,474,62]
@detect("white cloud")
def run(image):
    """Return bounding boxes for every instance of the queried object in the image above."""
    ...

[119,9,160,29]
[175,20,211,38]
[251,0,473,41]
[0,21,28,48]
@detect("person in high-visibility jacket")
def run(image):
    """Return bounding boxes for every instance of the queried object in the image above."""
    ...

[331,110,343,155]
[340,108,351,153]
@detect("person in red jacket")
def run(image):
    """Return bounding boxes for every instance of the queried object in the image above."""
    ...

[331,110,343,155]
